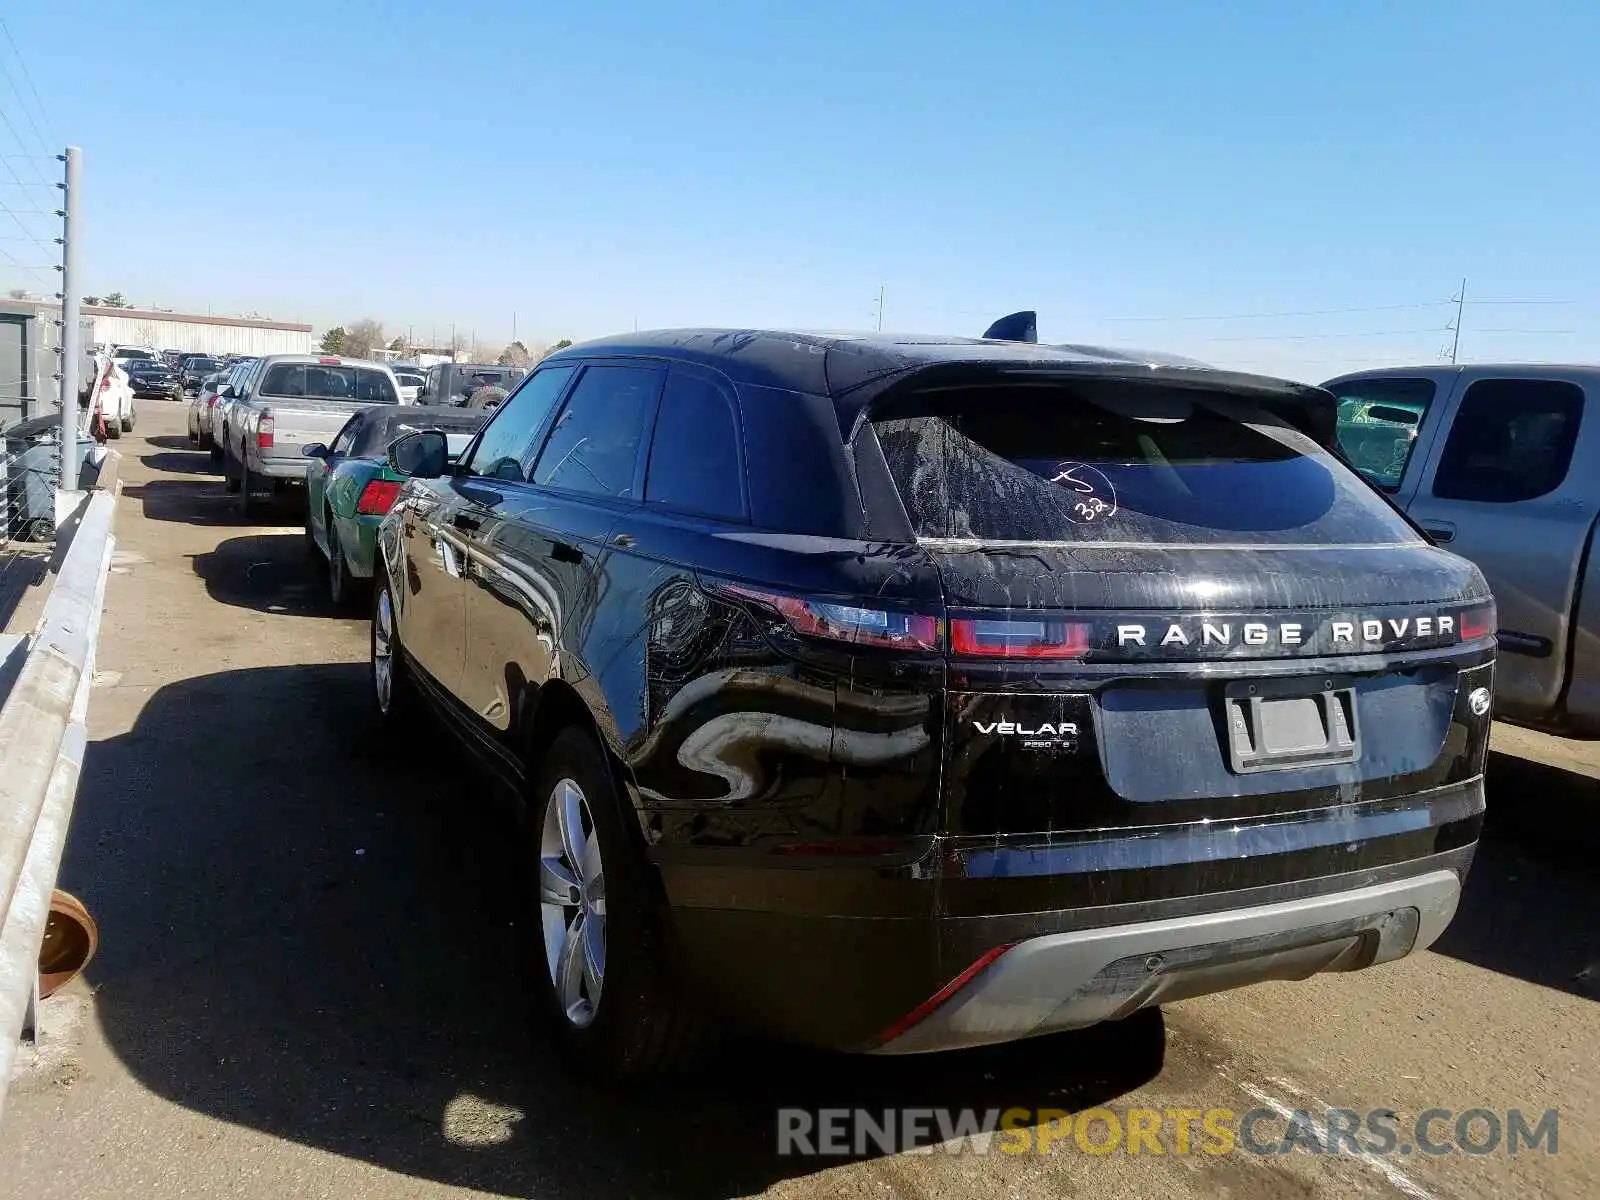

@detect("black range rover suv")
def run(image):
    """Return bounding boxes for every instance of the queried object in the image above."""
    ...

[371,321,1495,1076]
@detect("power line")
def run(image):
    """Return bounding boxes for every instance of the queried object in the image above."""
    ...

[1103,301,1450,323]
[0,18,58,152]
[1207,327,1450,343]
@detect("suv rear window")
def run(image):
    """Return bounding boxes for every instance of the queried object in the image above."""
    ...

[871,384,1421,546]
[260,363,398,404]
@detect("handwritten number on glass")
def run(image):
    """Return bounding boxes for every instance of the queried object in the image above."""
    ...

[1048,463,1118,524]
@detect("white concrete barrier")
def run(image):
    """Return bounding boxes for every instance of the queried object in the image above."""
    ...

[0,453,118,1122]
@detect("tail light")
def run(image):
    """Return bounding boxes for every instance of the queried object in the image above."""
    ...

[98,375,110,392]
[950,616,1093,659]
[874,943,1017,1047]
[206,394,218,410]
[356,479,403,515]
[255,409,274,449]
[1459,601,1497,643]
[721,585,939,651]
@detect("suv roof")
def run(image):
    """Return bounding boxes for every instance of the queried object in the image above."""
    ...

[545,328,1339,445]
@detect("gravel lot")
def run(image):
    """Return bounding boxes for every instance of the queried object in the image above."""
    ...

[3,399,1597,1199]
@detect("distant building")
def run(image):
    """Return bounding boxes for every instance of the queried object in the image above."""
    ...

[6,299,314,359]
[0,299,93,427]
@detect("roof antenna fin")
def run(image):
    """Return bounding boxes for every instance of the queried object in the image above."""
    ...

[982,311,1038,343]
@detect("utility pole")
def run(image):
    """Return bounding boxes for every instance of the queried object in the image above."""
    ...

[57,146,82,495]
[1449,277,1466,365]
[512,311,517,343]
[874,284,886,331]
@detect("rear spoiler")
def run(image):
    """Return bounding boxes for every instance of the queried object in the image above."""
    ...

[832,312,1342,452]
[981,311,1038,343]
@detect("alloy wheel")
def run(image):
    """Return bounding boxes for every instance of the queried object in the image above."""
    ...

[539,778,606,1029]
[372,587,394,713]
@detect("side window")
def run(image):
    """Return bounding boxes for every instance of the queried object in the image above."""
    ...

[238,360,262,399]
[1432,379,1584,504]
[1329,377,1436,491]
[532,364,663,499]
[459,366,575,483]
[644,370,746,520]
[330,414,362,457]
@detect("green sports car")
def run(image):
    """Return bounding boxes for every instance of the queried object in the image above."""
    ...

[303,406,488,608]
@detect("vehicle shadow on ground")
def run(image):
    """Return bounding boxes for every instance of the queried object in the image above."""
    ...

[123,478,306,532]
[144,433,197,452]
[189,532,355,617]
[1429,750,1600,1000]
[123,478,248,528]
[140,450,217,475]
[69,664,1166,1200]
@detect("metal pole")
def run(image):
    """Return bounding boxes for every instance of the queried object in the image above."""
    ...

[57,147,82,495]
[1449,277,1466,365]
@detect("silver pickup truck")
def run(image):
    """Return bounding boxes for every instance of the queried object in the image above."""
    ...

[1326,363,1600,736]
[221,354,406,515]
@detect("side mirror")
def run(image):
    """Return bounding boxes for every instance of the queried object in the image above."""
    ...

[388,429,448,478]
[301,442,328,459]
[219,385,235,399]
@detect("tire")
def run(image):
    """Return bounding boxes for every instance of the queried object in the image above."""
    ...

[222,446,241,493]
[326,518,359,610]
[371,575,418,731]
[239,463,258,517]
[121,413,134,432]
[103,417,121,440]
[207,438,221,462]
[304,502,321,557]
[525,727,705,1080]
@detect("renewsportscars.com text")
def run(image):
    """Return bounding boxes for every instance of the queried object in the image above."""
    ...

[777,1106,1559,1158]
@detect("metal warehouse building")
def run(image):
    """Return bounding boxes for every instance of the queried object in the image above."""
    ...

[85,304,314,356]
[5,299,314,358]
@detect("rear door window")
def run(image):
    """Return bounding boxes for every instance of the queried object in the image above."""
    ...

[1431,379,1584,503]
[1327,377,1435,490]
[871,383,1422,546]
[532,364,663,500]
[644,370,746,520]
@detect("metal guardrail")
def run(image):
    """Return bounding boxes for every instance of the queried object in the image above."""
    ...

[0,451,118,1122]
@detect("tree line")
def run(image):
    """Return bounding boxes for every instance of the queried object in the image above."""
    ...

[318,319,572,366]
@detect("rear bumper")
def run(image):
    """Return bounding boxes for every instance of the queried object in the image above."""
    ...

[250,456,310,482]
[660,778,1482,1052]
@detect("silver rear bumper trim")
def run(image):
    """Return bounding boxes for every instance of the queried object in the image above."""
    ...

[876,868,1461,1054]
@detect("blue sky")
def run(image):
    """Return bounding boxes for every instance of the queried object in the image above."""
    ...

[1,1,1596,380]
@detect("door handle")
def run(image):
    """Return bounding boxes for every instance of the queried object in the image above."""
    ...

[1420,522,1455,545]
[453,511,482,533]
[550,540,583,564]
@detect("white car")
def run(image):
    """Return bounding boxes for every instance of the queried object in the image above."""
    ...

[392,368,425,404]
[82,353,135,438]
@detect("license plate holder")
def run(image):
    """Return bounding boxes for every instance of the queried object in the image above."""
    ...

[1223,675,1359,773]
